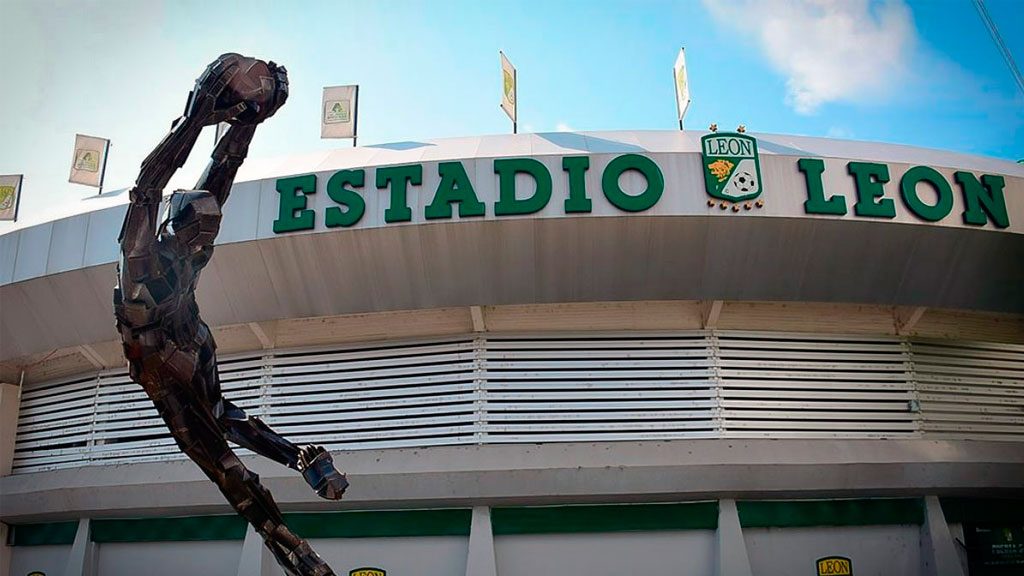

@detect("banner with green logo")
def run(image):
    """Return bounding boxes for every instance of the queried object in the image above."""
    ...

[673,48,691,125]
[68,134,109,189]
[500,51,517,124]
[322,85,359,140]
[0,174,23,221]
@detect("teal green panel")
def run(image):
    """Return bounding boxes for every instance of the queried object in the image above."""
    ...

[10,521,79,546]
[283,509,472,539]
[491,502,719,535]
[737,499,923,528]
[90,515,247,543]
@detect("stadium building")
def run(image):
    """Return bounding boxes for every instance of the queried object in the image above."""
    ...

[1,130,1022,576]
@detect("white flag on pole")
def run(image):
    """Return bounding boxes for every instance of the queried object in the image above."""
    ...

[0,174,23,221]
[321,85,359,139]
[500,51,517,124]
[673,48,691,125]
[69,134,110,188]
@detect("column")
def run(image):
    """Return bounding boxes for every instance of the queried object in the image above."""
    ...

[465,506,497,576]
[715,499,752,576]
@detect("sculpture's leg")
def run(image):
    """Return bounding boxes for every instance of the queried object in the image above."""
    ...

[218,399,349,500]
[151,391,335,576]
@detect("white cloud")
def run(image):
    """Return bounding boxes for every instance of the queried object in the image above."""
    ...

[826,126,853,139]
[704,0,915,114]
[555,121,574,132]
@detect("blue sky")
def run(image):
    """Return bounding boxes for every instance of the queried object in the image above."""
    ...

[0,0,1021,227]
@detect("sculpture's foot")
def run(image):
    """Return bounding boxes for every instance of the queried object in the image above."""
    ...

[274,539,335,576]
[298,445,348,500]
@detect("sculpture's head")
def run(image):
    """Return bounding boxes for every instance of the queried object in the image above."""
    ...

[167,190,221,251]
[215,53,289,125]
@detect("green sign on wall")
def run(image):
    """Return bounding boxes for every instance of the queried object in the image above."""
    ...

[272,149,1012,234]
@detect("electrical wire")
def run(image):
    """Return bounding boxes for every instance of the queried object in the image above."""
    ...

[972,0,1024,95]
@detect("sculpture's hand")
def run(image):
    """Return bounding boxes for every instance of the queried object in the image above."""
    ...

[297,445,348,500]
[187,53,289,128]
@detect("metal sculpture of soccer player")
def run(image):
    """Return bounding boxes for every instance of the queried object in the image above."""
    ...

[114,54,348,576]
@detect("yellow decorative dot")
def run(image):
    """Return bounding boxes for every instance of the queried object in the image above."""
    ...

[732,205,740,212]
[756,200,764,208]
[707,199,716,207]
[744,202,752,210]
[719,202,728,210]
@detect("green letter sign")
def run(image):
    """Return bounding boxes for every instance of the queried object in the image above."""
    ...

[274,174,316,233]
[494,158,553,216]
[562,156,592,213]
[602,154,664,212]
[376,164,422,223]
[325,169,365,228]
[799,158,846,215]
[425,162,486,219]
[848,161,895,219]
[956,171,1009,228]
[900,166,953,222]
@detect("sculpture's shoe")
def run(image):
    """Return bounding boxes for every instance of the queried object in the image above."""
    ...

[298,445,348,500]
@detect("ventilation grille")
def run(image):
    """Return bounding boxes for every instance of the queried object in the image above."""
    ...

[482,334,717,442]
[263,339,480,451]
[912,339,1024,440]
[10,331,1024,474]
[718,332,916,438]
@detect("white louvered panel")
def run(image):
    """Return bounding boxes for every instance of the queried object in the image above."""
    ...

[717,332,917,437]
[11,331,1024,475]
[91,371,170,462]
[482,334,717,441]
[12,374,98,473]
[912,339,1024,440]
[263,338,480,450]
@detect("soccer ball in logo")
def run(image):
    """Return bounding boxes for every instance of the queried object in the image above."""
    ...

[732,171,757,194]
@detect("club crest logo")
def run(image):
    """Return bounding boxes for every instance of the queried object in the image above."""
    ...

[0,186,14,211]
[701,129,764,211]
[503,70,515,105]
[74,149,100,172]
[324,99,352,124]
[816,556,852,576]
[350,568,385,576]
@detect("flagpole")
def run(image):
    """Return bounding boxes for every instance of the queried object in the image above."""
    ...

[98,140,110,195]
[353,85,360,148]
[513,67,518,134]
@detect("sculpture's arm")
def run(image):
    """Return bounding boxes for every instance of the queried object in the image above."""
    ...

[195,123,257,208]
[196,60,288,208]
[117,118,204,269]
[118,57,247,264]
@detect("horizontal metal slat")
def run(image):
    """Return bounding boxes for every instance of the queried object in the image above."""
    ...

[489,400,716,411]
[724,421,917,430]
[718,359,908,371]
[485,420,717,432]
[264,392,478,418]
[721,390,911,401]
[722,411,914,421]
[487,369,715,380]
[487,359,714,370]
[721,400,911,411]
[274,413,477,435]
[266,403,474,425]
[719,370,907,381]
[487,409,715,421]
